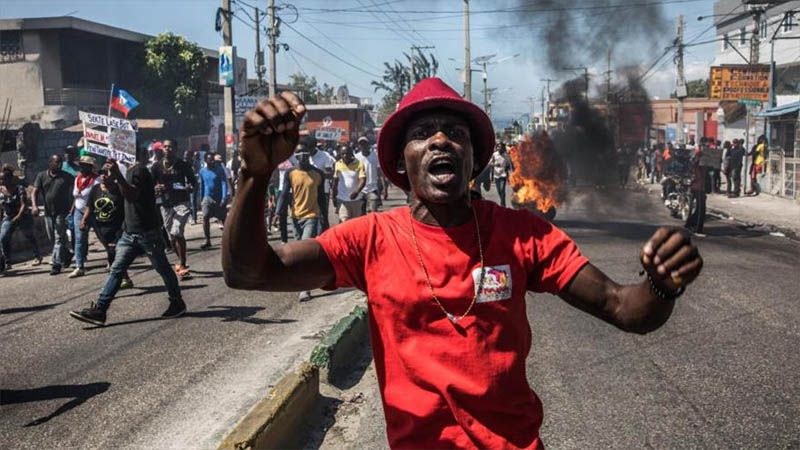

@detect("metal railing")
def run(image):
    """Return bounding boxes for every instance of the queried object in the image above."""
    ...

[0,43,24,63]
[44,88,109,107]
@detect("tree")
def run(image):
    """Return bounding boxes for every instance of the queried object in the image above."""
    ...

[671,78,709,98]
[143,33,208,135]
[287,72,334,104]
[371,49,438,123]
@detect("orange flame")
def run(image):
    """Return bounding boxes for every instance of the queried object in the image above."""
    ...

[508,133,565,212]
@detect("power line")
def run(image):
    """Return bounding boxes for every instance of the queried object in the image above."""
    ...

[295,0,705,16]
[289,49,373,93]
[282,21,382,78]
[300,19,384,72]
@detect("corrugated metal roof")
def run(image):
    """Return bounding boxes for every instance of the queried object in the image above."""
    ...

[755,101,800,118]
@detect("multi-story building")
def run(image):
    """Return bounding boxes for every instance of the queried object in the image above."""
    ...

[0,16,246,176]
[712,0,799,199]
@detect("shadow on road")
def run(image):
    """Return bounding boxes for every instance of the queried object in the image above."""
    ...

[85,305,297,329]
[114,283,208,299]
[0,302,64,315]
[1,382,110,427]
[188,270,224,279]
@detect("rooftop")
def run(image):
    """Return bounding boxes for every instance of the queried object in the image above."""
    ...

[0,16,220,58]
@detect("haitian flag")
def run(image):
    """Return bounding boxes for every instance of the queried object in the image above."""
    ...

[110,86,140,118]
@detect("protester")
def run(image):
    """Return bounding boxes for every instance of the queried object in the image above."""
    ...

[278,140,325,301]
[489,142,513,207]
[84,169,132,289]
[355,136,383,214]
[32,154,74,274]
[186,148,203,224]
[273,157,294,243]
[308,140,335,233]
[746,135,766,196]
[70,156,99,278]
[151,139,196,280]
[224,80,703,449]
[332,144,366,223]
[198,153,229,250]
[0,166,42,275]
[69,149,186,326]
[722,140,732,195]
[685,146,707,236]
[62,145,81,177]
[727,139,745,197]
[148,141,165,169]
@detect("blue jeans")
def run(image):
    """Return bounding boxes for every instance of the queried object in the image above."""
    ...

[0,215,41,268]
[96,229,182,310]
[293,217,319,241]
[275,189,290,243]
[44,214,70,268]
[73,208,91,268]
[495,177,507,207]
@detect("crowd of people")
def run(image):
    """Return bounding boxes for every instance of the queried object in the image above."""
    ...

[0,131,393,323]
[628,135,767,236]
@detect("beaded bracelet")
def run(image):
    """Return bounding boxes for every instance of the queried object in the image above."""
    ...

[643,271,685,301]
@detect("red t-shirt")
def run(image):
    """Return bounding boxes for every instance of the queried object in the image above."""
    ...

[316,200,588,449]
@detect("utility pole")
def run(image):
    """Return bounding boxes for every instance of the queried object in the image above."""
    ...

[604,49,613,102]
[463,0,471,101]
[482,62,489,113]
[222,0,236,163]
[675,14,686,145]
[750,8,762,65]
[254,6,264,95]
[539,78,555,131]
[410,45,435,83]
[267,0,278,97]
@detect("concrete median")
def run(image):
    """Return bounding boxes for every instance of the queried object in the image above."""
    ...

[218,303,370,449]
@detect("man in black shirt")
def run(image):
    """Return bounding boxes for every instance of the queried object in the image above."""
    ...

[150,139,196,280]
[69,146,185,326]
[0,166,42,274]
[32,154,74,274]
[726,139,745,198]
[83,173,132,289]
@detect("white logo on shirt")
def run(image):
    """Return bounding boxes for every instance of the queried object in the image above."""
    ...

[473,265,513,303]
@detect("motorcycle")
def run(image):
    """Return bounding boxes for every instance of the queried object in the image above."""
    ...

[661,174,692,221]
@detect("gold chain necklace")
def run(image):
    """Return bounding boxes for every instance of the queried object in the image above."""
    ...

[409,206,485,323]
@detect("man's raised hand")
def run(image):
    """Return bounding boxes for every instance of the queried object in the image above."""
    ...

[240,92,306,177]
[641,227,703,293]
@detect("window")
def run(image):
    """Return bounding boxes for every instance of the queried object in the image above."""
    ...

[740,27,747,45]
[760,18,768,38]
[723,33,729,50]
[783,13,795,33]
[0,30,23,63]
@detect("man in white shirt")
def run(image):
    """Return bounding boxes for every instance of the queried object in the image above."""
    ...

[309,141,335,232]
[489,143,513,207]
[356,136,384,213]
[332,145,366,223]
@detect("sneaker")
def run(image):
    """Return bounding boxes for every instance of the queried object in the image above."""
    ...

[69,303,107,326]
[119,278,134,290]
[31,257,43,267]
[50,266,62,276]
[161,299,187,318]
[68,267,86,278]
[200,241,212,250]
[298,291,312,302]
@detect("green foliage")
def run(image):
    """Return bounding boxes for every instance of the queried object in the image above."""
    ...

[143,33,208,134]
[288,73,334,104]
[372,49,438,123]
[671,78,709,98]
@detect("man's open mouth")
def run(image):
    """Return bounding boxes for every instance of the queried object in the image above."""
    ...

[427,156,458,184]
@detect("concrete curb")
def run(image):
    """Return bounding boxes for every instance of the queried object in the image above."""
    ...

[707,208,799,242]
[310,304,369,385]
[218,303,370,449]
[218,362,320,450]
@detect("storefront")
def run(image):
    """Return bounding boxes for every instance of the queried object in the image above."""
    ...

[757,101,799,200]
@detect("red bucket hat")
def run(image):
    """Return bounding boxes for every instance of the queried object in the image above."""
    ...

[377,77,495,191]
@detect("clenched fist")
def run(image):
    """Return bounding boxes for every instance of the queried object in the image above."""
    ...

[641,227,703,293]
[240,91,306,177]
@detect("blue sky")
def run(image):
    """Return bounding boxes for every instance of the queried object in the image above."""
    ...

[1,0,719,121]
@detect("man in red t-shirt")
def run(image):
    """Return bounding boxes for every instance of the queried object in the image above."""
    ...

[223,78,704,449]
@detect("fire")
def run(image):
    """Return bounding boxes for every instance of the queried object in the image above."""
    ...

[508,133,566,213]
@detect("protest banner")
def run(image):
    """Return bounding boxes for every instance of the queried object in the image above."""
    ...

[84,128,109,145]
[79,111,138,131]
[85,142,136,165]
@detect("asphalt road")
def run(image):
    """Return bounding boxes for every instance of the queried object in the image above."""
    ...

[313,184,800,449]
[0,205,366,448]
